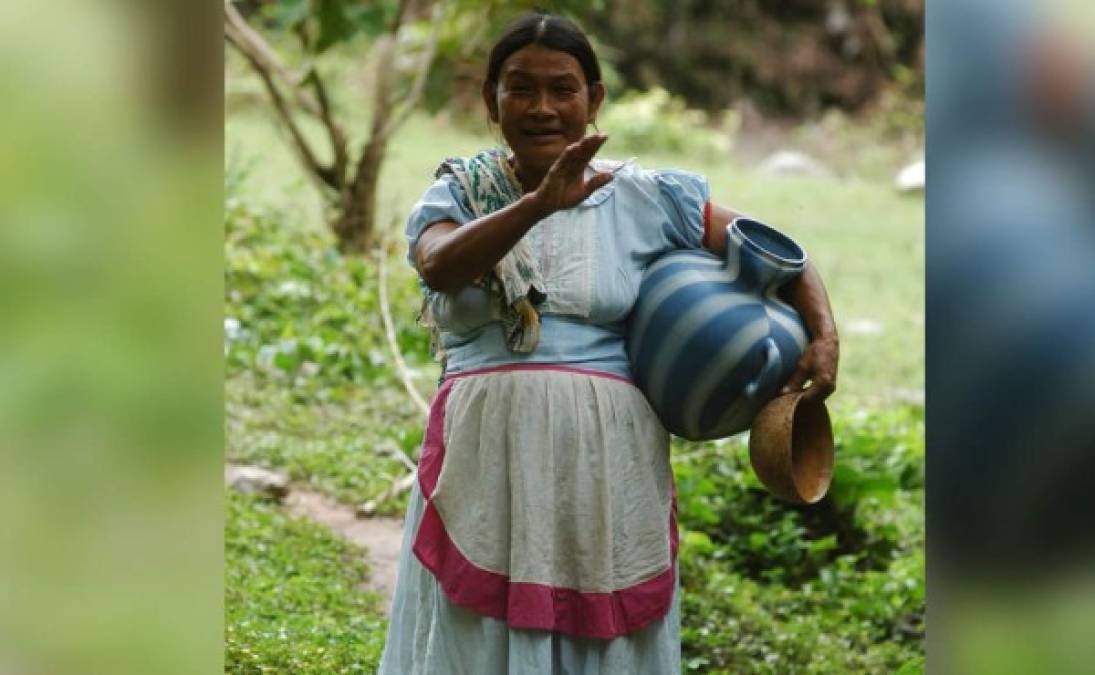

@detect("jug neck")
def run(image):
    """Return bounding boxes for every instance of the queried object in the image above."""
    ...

[725,218,807,293]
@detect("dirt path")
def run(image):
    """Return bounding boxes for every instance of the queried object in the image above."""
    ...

[284,488,406,613]
[227,464,406,614]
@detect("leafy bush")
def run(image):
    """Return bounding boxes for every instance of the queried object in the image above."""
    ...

[224,198,433,400]
[675,404,924,673]
[225,490,388,673]
[599,87,733,158]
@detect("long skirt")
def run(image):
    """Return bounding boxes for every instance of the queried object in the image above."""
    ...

[378,365,681,674]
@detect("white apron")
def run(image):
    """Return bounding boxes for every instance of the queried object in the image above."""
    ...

[413,364,678,639]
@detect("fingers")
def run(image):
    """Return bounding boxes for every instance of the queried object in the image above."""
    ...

[781,336,839,402]
[784,363,832,401]
[801,376,836,402]
[780,365,810,397]
[575,133,609,162]
[781,373,835,402]
[557,133,608,175]
[782,361,836,402]
[540,135,611,205]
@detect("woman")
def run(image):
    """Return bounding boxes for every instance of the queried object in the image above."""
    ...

[379,11,838,674]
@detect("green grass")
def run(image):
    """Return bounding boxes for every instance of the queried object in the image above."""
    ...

[225,490,388,673]
[224,194,438,517]
[226,374,427,516]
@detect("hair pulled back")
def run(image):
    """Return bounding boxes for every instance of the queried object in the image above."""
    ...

[485,12,602,94]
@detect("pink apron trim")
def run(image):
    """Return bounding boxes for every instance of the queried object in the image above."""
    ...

[412,369,678,639]
[414,497,678,639]
[415,377,454,498]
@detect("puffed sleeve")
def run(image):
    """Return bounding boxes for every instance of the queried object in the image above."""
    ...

[652,169,711,250]
[405,175,475,268]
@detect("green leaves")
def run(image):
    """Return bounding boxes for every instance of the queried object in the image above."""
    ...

[266,0,310,28]
[314,0,359,52]
[260,0,399,54]
[598,87,731,158]
[896,656,926,674]
[674,404,924,672]
[224,197,435,513]
[224,200,432,394]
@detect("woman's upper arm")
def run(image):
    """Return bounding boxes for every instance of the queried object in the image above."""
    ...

[704,203,744,255]
[413,219,460,289]
[405,175,474,269]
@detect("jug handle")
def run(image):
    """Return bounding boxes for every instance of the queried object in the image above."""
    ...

[745,337,782,399]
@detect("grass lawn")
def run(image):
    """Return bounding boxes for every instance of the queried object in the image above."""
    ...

[225,490,388,673]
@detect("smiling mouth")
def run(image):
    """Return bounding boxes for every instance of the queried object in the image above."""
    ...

[523,131,564,147]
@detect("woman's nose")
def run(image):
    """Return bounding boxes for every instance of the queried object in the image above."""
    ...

[528,90,555,116]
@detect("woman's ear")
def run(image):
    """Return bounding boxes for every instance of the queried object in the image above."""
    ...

[588,82,606,122]
[481,80,500,123]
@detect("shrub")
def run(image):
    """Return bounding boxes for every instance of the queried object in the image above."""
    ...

[599,87,733,159]
[224,199,432,399]
[675,404,924,672]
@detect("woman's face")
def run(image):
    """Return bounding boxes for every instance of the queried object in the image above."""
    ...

[484,43,604,174]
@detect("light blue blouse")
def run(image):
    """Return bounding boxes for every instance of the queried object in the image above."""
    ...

[405,159,711,378]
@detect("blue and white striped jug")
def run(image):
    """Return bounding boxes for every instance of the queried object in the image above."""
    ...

[627,218,810,441]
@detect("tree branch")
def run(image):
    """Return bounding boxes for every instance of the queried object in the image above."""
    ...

[353,226,436,517]
[368,34,398,140]
[356,471,416,517]
[379,1,446,142]
[225,1,347,191]
[862,7,898,67]
[224,1,319,114]
[305,67,350,188]
[390,0,413,34]
[377,239,431,419]
[226,29,340,191]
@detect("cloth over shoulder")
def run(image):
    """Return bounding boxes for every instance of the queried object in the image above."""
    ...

[406,148,548,357]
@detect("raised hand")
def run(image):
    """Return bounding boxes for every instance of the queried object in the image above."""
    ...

[530,134,614,214]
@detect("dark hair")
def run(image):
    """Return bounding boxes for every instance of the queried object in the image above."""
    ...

[485,12,602,93]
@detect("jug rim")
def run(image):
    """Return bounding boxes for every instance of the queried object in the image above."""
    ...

[730,217,808,268]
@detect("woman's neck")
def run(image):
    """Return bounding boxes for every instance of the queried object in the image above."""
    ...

[509,157,549,194]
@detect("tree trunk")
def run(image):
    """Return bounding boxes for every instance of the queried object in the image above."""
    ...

[331,34,398,255]
[226,2,442,255]
[333,135,387,254]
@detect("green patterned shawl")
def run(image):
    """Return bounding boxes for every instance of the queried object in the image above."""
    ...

[419,148,547,364]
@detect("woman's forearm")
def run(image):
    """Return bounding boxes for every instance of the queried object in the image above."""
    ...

[782,260,839,399]
[415,193,551,293]
[786,261,838,341]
